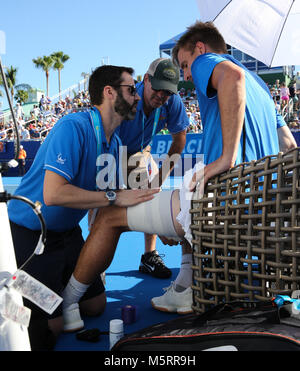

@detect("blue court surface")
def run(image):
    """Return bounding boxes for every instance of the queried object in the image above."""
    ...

[56,230,182,351]
[2,176,184,351]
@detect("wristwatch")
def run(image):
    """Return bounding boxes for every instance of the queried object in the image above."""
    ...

[105,190,117,205]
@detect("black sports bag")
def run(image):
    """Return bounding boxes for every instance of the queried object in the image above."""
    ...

[112,300,300,351]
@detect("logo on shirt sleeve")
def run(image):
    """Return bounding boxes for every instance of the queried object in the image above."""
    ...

[56,153,66,165]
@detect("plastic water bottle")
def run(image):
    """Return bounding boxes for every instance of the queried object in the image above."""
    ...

[109,319,124,350]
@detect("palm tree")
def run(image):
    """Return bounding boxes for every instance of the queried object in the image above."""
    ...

[32,56,54,97]
[15,89,29,105]
[51,51,70,96]
[5,65,18,102]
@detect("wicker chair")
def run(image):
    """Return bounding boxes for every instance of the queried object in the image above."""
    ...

[191,147,300,314]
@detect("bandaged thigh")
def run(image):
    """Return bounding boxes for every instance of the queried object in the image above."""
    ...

[127,190,180,240]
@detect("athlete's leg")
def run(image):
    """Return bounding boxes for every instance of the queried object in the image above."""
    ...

[63,191,183,330]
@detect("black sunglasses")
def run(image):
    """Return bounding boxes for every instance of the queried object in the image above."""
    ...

[152,88,174,97]
[112,84,137,96]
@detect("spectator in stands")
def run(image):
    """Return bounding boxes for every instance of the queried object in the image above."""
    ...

[273,96,281,112]
[39,94,47,110]
[65,102,73,114]
[280,82,290,109]
[0,123,5,139]
[17,145,27,176]
[54,103,63,115]
[274,79,280,90]
[15,103,24,120]
[272,80,281,103]
[290,81,299,111]
[29,123,40,139]
[289,121,299,131]
[17,117,25,130]
[6,129,14,141]
[0,109,4,126]
[32,104,40,117]
[179,87,186,99]
[194,112,202,131]
[28,111,37,124]
[19,124,30,140]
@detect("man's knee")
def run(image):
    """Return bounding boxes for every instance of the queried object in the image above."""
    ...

[94,206,127,228]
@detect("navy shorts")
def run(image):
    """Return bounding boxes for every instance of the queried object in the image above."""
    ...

[10,221,105,319]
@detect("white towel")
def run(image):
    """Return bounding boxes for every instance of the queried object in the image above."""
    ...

[176,162,205,245]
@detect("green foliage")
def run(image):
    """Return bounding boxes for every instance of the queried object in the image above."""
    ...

[14,89,29,104]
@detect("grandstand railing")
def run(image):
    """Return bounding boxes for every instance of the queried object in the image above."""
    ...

[50,77,89,104]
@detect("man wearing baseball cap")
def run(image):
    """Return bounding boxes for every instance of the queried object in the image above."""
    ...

[117,58,189,279]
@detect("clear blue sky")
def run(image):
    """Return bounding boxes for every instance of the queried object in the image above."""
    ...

[0,0,199,110]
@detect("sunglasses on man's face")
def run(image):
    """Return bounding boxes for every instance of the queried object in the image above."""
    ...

[152,88,174,97]
[113,84,137,96]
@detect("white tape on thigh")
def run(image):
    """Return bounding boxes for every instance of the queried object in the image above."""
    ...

[127,190,178,238]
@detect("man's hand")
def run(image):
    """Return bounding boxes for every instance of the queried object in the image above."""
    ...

[189,156,233,192]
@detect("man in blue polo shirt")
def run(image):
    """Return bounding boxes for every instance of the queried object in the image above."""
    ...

[118,58,189,279]
[150,21,297,314]
[7,65,159,349]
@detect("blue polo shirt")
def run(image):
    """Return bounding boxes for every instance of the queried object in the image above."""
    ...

[8,108,122,232]
[191,53,282,165]
[117,82,189,154]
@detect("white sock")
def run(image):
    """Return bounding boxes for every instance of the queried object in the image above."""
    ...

[62,274,90,309]
[174,254,193,292]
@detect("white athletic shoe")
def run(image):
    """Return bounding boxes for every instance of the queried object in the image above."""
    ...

[63,303,84,332]
[151,282,193,314]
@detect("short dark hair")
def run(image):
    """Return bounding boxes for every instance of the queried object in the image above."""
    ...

[88,65,134,105]
[172,21,227,66]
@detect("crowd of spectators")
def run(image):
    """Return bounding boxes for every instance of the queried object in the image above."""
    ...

[0,91,91,142]
[268,79,300,131]
[159,87,202,135]
[1,78,300,144]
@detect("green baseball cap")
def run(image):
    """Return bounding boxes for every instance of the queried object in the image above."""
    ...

[147,58,179,95]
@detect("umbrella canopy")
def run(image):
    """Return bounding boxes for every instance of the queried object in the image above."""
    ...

[196,0,300,67]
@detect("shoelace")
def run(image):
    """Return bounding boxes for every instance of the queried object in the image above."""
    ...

[148,253,166,267]
[162,281,175,293]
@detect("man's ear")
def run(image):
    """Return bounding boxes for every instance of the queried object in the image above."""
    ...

[103,85,116,100]
[195,41,206,55]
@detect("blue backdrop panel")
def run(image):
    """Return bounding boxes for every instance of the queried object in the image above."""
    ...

[1,131,299,177]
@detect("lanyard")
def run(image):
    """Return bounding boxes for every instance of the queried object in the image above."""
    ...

[89,107,103,175]
[141,107,161,152]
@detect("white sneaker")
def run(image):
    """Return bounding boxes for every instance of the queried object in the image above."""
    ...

[63,303,84,332]
[151,282,193,314]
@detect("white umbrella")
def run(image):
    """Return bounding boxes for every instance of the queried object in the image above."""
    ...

[196,0,300,67]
